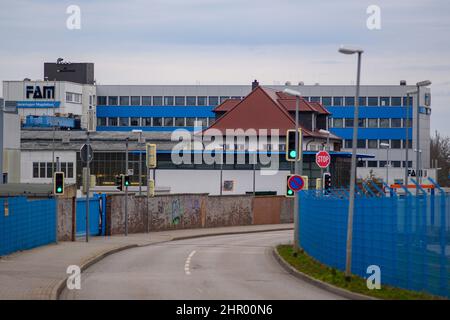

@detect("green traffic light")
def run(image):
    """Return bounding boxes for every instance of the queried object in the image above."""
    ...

[289,150,297,158]
[57,187,62,193]
[287,190,293,195]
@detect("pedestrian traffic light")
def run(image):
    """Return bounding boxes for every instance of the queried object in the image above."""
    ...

[285,174,295,198]
[323,172,332,193]
[286,129,302,161]
[115,174,123,191]
[53,172,64,195]
[146,143,157,168]
[123,175,130,188]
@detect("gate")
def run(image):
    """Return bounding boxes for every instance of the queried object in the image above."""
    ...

[76,195,101,237]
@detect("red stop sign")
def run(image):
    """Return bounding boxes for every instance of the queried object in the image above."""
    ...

[316,150,331,169]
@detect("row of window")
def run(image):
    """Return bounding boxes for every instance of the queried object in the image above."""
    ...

[332,118,411,129]
[305,96,417,107]
[358,160,413,169]
[97,95,244,107]
[344,139,412,149]
[66,92,82,104]
[32,162,74,179]
[96,117,214,127]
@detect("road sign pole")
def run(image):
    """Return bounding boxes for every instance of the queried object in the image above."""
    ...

[294,95,300,250]
[86,131,90,243]
[125,137,129,236]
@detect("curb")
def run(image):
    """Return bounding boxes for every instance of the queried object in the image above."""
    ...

[272,247,378,300]
[53,227,293,300]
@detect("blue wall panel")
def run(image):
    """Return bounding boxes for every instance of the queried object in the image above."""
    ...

[331,128,412,139]
[327,106,413,119]
[97,106,216,118]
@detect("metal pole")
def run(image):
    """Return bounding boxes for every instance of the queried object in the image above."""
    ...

[0,103,3,184]
[52,80,56,186]
[86,131,90,242]
[253,150,256,196]
[294,95,300,249]
[405,94,410,186]
[220,144,224,196]
[125,137,129,236]
[139,132,142,196]
[147,167,150,233]
[345,51,362,278]
[386,148,389,186]
[326,132,330,173]
[416,86,421,192]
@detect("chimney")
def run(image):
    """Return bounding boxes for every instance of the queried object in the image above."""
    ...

[400,80,407,86]
[252,79,259,90]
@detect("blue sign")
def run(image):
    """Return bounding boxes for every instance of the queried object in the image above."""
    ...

[16,101,61,108]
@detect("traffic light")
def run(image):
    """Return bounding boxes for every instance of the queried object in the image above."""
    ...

[285,175,295,198]
[286,129,302,161]
[53,172,64,195]
[323,172,332,194]
[146,143,157,168]
[123,175,130,188]
[115,174,123,191]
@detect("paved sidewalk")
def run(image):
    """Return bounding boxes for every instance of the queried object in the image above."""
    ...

[0,224,293,300]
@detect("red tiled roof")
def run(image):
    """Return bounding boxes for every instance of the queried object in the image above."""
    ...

[213,99,241,112]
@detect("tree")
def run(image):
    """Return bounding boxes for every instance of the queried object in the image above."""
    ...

[430,131,450,187]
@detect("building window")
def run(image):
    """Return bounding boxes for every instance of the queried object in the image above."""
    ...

[186,96,196,105]
[391,118,402,128]
[404,139,412,149]
[379,118,390,128]
[153,96,163,105]
[120,96,130,105]
[404,118,412,127]
[359,97,367,106]
[186,118,196,126]
[143,118,152,126]
[68,162,74,178]
[380,97,390,106]
[164,117,174,126]
[391,97,402,106]
[175,96,185,106]
[119,117,129,126]
[46,162,52,178]
[208,96,219,105]
[33,162,39,178]
[379,139,390,148]
[97,117,107,126]
[153,117,162,126]
[175,118,185,126]
[220,96,230,104]
[367,118,378,128]
[164,96,174,106]
[357,140,367,148]
[358,118,366,128]
[108,117,118,126]
[379,161,387,168]
[310,96,320,103]
[368,97,378,106]
[344,97,355,106]
[97,96,107,105]
[333,118,344,128]
[130,96,141,106]
[403,161,413,168]
[368,140,378,149]
[142,96,152,105]
[403,96,413,106]
[345,118,354,128]
[60,162,67,177]
[357,160,366,168]
[208,117,215,125]
[333,97,343,106]
[197,96,207,106]
[130,117,140,126]
[391,140,402,148]
[322,97,332,106]
[345,140,353,148]
[367,161,377,168]
[66,92,82,103]
[108,96,118,105]
[196,117,208,127]
[391,161,401,168]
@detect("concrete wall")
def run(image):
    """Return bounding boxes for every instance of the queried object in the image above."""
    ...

[105,193,293,235]
[57,198,74,241]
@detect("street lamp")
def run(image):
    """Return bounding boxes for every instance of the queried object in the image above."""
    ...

[283,88,302,250]
[415,80,431,193]
[405,90,417,186]
[339,45,363,278]
[132,129,144,196]
[380,142,390,187]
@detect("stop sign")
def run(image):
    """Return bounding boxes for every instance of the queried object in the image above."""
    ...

[316,150,331,169]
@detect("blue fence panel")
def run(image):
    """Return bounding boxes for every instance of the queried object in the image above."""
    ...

[0,197,56,256]
[76,197,101,237]
[299,190,450,298]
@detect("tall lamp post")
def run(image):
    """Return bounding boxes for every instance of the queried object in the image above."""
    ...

[380,142,390,186]
[132,129,143,196]
[405,90,416,186]
[415,80,432,193]
[283,88,302,250]
[339,45,363,278]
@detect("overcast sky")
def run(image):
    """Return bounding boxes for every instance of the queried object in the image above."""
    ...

[1,0,449,135]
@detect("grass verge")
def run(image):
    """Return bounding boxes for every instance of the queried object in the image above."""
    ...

[277,244,445,300]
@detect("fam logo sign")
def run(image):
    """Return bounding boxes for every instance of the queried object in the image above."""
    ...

[25,85,55,99]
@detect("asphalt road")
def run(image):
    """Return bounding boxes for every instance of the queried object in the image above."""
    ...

[60,230,344,300]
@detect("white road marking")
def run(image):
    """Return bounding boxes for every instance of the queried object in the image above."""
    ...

[184,250,196,275]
